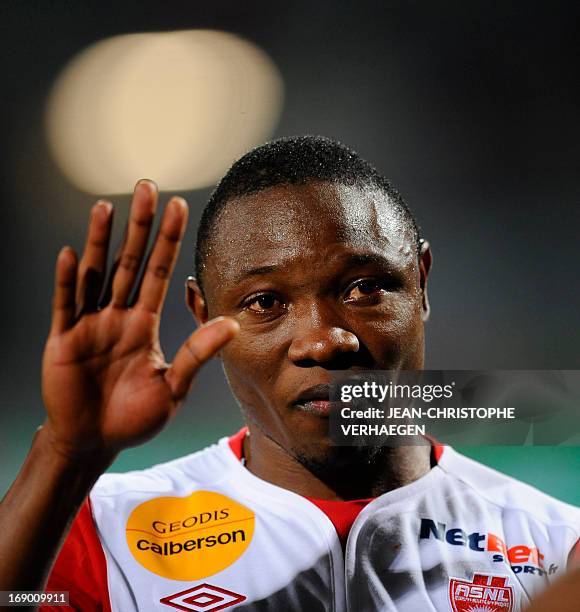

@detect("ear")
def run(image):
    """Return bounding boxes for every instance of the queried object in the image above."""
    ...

[186,276,209,325]
[418,240,433,322]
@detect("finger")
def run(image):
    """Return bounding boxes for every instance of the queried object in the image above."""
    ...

[50,247,78,335]
[98,222,127,309]
[76,200,113,315]
[136,196,188,314]
[98,180,157,309]
[110,180,158,308]
[166,317,240,401]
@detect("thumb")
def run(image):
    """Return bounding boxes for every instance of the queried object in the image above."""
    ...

[166,316,240,401]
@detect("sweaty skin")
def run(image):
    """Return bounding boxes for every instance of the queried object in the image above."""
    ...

[188,181,433,500]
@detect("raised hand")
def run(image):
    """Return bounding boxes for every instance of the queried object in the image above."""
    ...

[41,180,239,460]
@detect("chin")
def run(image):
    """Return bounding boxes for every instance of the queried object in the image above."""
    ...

[292,439,387,482]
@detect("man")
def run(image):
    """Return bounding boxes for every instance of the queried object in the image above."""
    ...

[0,136,578,611]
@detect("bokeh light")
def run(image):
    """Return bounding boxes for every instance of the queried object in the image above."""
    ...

[45,29,283,194]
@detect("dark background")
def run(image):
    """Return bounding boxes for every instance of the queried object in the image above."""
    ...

[1,1,579,499]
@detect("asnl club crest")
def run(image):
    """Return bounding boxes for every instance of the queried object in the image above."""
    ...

[449,573,513,612]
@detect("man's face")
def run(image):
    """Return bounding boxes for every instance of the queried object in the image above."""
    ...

[190,181,431,465]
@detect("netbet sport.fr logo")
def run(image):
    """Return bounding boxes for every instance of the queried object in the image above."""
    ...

[419,519,559,577]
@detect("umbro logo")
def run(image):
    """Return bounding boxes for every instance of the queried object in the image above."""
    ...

[160,583,246,611]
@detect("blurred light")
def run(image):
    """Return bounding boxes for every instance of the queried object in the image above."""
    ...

[45,30,283,194]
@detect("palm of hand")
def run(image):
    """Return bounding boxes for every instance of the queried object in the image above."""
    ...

[41,181,238,459]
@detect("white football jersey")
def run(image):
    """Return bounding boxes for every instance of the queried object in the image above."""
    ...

[46,434,580,612]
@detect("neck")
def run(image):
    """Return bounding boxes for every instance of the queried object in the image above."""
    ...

[243,425,432,501]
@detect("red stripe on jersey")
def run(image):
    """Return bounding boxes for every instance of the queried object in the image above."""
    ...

[305,496,372,548]
[432,441,444,463]
[228,426,248,459]
[43,498,111,612]
[423,433,445,463]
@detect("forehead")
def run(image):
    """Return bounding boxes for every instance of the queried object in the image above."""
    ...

[203,181,416,286]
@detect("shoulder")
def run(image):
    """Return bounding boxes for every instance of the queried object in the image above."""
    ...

[439,447,580,533]
[91,436,236,500]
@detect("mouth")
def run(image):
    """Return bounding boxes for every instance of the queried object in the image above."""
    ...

[291,383,337,417]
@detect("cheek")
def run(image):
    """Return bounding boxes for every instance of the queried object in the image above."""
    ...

[220,332,284,408]
[359,295,424,364]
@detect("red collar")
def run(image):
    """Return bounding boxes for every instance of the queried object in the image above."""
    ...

[227,426,444,465]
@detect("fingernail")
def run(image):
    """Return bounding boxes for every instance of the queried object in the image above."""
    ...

[136,178,157,192]
[58,246,76,262]
[94,200,112,216]
[171,196,188,208]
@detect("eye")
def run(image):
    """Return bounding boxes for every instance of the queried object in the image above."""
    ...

[245,293,286,314]
[344,278,391,302]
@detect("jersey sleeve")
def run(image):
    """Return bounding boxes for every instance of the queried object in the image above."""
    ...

[41,498,111,612]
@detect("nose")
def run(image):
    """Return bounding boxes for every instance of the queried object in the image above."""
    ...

[288,325,360,366]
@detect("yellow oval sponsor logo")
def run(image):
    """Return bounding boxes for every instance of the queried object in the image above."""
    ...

[126,490,255,580]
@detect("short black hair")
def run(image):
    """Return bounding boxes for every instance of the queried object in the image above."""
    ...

[194,135,421,293]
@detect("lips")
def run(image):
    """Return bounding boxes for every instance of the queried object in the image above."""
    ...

[292,383,336,417]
